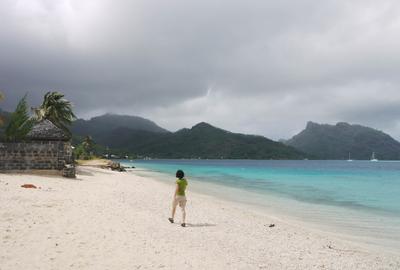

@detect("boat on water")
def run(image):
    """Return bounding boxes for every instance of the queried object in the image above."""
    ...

[347,152,353,162]
[370,152,378,162]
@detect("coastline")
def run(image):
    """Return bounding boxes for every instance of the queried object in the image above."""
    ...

[127,165,400,253]
[1,166,399,269]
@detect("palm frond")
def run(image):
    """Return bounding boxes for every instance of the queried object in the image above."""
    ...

[5,94,33,141]
[36,91,76,133]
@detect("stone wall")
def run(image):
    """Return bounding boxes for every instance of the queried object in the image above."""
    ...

[0,141,74,173]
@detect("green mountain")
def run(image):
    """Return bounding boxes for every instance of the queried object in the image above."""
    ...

[286,121,400,160]
[73,115,306,159]
[71,113,169,136]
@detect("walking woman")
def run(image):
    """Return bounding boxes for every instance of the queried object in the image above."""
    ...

[168,170,188,227]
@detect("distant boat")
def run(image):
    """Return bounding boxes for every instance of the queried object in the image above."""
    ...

[347,152,353,162]
[370,152,378,162]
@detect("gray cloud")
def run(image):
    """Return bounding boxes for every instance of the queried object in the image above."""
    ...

[1,0,400,140]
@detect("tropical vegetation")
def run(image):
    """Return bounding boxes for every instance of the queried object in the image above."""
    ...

[73,135,97,160]
[72,114,306,159]
[33,91,76,133]
[4,94,35,141]
[1,91,76,142]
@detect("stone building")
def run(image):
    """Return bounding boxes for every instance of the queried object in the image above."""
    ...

[0,120,75,177]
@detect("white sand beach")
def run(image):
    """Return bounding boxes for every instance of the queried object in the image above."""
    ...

[1,166,399,270]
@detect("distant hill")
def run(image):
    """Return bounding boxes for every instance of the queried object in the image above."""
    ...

[73,116,306,159]
[71,113,169,138]
[286,121,400,160]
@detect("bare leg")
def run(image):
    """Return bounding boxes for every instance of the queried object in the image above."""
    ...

[180,200,187,225]
[182,207,186,224]
[171,200,177,220]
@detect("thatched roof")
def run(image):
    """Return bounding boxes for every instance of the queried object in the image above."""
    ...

[27,120,70,141]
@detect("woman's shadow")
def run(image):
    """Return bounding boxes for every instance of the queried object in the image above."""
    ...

[186,223,216,228]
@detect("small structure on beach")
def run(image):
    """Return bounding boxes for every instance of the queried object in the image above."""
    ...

[27,119,71,141]
[0,120,75,177]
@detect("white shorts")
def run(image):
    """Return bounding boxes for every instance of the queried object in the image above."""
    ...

[173,195,187,208]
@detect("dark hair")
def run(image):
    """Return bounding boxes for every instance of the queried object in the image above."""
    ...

[176,170,184,179]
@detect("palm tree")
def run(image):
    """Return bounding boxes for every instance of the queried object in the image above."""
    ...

[33,91,76,133]
[82,135,94,155]
[5,94,34,141]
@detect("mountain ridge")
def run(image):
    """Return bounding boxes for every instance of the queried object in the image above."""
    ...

[3,110,399,160]
[71,113,169,136]
[286,121,400,160]
[72,114,306,159]
[95,117,305,159]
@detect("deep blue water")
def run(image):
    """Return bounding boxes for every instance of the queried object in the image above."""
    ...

[120,159,400,249]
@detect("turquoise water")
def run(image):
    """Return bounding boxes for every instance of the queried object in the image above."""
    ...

[120,159,400,250]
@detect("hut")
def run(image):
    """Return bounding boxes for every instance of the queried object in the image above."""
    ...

[27,119,71,141]
[0,120,75,177]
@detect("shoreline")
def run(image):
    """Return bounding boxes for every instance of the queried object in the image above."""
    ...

[1,166,399,269]
[127,166,400,254]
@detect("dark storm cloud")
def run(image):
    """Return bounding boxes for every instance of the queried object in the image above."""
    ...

[1,0,400,139]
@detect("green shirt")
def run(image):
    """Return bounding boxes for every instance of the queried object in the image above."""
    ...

[176,178,188,196]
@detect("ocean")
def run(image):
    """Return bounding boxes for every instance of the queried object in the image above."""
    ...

[119,159,400,250]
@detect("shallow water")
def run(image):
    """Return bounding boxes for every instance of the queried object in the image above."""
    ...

[120,159,400,250]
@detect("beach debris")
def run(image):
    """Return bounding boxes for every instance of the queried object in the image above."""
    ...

[98,160,126,171]
[106,161,127,172]
[325,244,355,253]
[21,184,37,189]
[268,224,275,228]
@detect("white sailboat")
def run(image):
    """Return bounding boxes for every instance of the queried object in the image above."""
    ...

[370,152,378,162]
[347,152,353,162]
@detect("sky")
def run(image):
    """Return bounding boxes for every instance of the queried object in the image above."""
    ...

[1,0,400,140]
